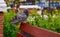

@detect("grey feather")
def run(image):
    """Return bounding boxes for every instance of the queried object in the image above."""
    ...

[10,9,29,24]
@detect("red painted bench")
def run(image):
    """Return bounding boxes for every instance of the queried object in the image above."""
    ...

[16,22,60,37]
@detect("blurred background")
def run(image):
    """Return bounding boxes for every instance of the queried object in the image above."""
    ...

[3,0,60,37]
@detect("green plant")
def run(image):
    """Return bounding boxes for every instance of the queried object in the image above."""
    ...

[4,9,60,37]
[4,10,20,37]
[27,9,60,33]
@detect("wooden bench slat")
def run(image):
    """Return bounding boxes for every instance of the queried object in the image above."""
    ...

[20,22,60,37]
[0,12,3,37]
[16,32,26,37]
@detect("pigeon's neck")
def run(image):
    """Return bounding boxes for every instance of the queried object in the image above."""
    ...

[24,12,29,16]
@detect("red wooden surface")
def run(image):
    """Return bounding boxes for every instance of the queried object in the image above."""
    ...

[16,32,26,37]
[19,22,60,37]
[0,12,3,37]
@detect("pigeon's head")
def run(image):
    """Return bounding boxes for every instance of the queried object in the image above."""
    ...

[24,9,29,16]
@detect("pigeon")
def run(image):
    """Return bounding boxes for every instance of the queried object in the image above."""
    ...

[10,9,29,24]
[10,9,32,37]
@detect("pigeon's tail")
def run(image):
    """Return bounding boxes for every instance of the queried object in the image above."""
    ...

[10,20,19,24]
[10,16,19,25]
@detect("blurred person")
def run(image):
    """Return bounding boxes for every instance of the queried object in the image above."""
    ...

[13,4,20,13]
[13,4,17,13]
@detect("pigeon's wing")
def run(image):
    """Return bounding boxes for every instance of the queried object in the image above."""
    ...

[17,13,28,22]
[10,13,28,24]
